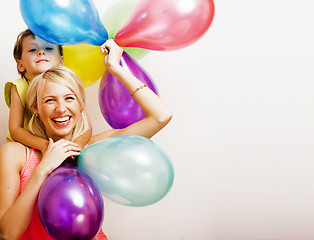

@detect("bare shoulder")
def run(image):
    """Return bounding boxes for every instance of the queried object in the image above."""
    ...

[0,142,26,222]
[0,142,27,173]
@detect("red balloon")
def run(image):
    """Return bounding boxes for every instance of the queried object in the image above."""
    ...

[115,0,215,51]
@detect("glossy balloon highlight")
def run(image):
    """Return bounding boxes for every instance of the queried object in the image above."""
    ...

[99,52,158,129]
[20,0,108,45]
[78,135,174,207]
[115,0,215,50]
[38,163,104,240]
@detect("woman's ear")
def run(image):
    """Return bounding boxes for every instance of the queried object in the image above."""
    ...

[31,103,38,115]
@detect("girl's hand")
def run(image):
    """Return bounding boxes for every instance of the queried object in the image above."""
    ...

[100,39,123,72]
[37,138,81,176]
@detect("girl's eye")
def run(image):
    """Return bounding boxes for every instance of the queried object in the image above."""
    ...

[45,47,54,51]
[28,48,36,52]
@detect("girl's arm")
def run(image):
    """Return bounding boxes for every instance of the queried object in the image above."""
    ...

[9,86,49,153]
[89,40,172,145]
[0,140,80,239]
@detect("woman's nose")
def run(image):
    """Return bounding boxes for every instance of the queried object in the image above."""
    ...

[56,101,66,112]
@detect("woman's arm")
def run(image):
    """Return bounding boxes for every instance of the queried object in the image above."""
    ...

[9,86,49,153]
[89,40,172,145]
[0,140,80,239]
[0,142,39,239]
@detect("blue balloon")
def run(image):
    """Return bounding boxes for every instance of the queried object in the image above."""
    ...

[20,0,108,46]
[78,135,174,207]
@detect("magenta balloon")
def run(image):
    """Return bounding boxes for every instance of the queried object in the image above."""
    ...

[99,52,158,129]
[115,0,215,50]
[38,163,104,240]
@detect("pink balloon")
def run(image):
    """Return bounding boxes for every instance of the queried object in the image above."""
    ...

[115,0,215,51]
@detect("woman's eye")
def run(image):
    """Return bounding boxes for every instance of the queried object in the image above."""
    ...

[44,99,54,103]
[66,96,75,101]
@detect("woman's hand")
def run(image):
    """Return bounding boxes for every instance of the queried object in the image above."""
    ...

[37,138,81,176]
[100,39,123,73]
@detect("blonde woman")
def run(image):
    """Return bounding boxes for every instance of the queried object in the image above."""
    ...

[0,40,172,239]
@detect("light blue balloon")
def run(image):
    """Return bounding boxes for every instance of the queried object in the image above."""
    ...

[77,135,174,207]
[20,0,108,46]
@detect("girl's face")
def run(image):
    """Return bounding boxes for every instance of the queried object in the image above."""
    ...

[36,81,82,141]
[18,36,63,80]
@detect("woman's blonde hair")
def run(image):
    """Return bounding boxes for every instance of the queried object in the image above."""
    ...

[25,66,90,141]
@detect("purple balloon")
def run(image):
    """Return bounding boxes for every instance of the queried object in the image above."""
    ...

[38,163,104,240]
[99,52,158,129]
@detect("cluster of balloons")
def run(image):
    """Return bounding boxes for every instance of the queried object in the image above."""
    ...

[20,0,215,128]
[21,0,214,237]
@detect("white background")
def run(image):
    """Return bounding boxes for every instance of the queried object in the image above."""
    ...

[1,0,314,239]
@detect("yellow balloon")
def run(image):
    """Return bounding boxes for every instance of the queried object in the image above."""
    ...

[63,44,106,87]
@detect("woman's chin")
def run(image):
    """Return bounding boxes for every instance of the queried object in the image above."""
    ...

[47,128,73,141]
[47,119,75,140]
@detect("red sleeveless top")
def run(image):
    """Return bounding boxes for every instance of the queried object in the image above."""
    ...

[19,148,108,240]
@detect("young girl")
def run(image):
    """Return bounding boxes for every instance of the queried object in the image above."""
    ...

[4,29,91,153]
[0,40,172,239]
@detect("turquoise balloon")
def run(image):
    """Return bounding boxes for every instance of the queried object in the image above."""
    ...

[20,0,108,46]
[77,135,174,207]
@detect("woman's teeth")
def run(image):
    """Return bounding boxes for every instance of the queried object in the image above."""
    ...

[53,116,71,123]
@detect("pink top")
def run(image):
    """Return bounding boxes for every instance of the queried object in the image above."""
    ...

[19,148,107,240]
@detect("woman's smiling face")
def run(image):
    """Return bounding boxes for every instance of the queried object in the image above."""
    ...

[38,81,82,141]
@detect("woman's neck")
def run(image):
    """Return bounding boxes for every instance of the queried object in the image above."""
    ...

[48,133,73,142]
